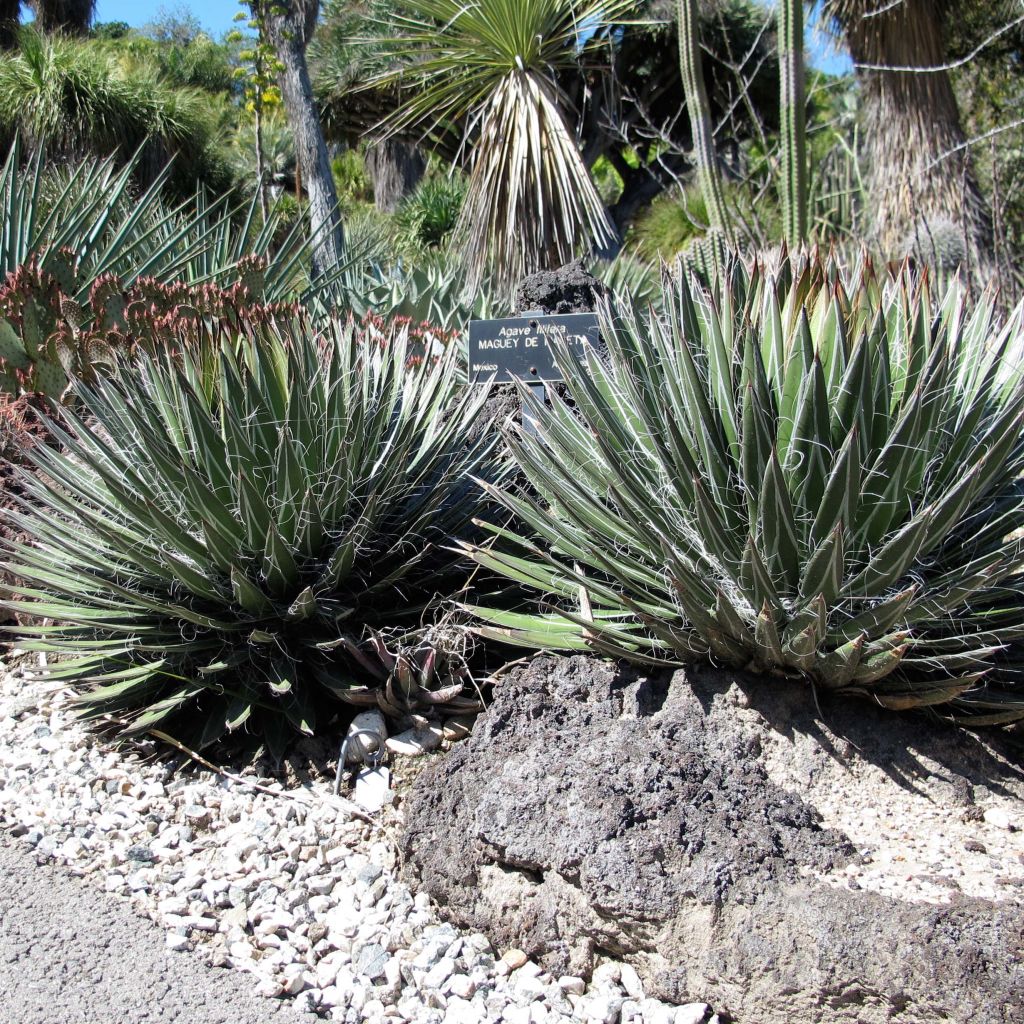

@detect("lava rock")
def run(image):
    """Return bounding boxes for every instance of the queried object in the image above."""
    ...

[399,656,1024,1024]
[514,260,609,315]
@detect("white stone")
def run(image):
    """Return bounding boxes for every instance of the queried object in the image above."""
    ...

[164,914,217,933]
[165,933,189,951]
[557,976,586,996]
[281,964,310,995]
[578,994,623,1024]
[673,1004,711,1024]
[448,974,477,999]
[983,807,1013,830]
[619,964,644,1000]
[256,976,284,998]
[445,995,484,1024]
[319,985,344,1009]
[591,963,622,989]
[638,998,674,1024]
[354,767,394,814]
[385,724,444,757]
[422,956,456,990]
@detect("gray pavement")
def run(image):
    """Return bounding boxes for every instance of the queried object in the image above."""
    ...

[0,832,312,1024]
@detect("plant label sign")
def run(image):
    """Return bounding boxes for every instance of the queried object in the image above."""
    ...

[467,313,600,384]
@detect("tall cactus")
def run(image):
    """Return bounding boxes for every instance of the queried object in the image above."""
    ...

[778,0,808,246]
[677,0,733,246]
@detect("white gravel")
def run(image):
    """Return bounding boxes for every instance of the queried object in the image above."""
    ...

[0,661,717,1024]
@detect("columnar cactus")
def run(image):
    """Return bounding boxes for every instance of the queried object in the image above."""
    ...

[677,0,734,245]
[778,0,808,246]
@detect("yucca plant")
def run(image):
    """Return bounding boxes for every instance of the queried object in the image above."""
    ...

[0,315,499,756]
[394,174,467,252]
[368,0,634,297]
[465,252,1024,724]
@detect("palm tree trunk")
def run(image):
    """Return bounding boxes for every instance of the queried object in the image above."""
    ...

[365,137,425,213]
[262,0,344,276]
[30,0,96,35]
[832,0,992,269]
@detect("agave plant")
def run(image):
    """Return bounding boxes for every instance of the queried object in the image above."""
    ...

[0,141,358,306]
[1,315,499,756]
[338,626,483,719]
[465,252,1024,724]
[339,257,502,333]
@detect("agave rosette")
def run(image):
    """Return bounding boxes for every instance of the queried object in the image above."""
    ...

[1,316,499,755]
[464,253,1024,723]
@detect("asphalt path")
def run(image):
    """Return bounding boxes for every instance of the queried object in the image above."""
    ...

[0,832,312,1024]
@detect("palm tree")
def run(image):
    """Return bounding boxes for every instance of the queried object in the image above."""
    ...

[29,0,95,35]
[0,29,227,195]
[311,0,429,213]
[823,0,992,271]
[370,0,634,297]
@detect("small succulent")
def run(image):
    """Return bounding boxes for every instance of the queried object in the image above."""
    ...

[335,628,482,719]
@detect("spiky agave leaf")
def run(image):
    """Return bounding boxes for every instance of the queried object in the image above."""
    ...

[0,315,500,756]
[464,251,1024,723]
[0,139,363,307]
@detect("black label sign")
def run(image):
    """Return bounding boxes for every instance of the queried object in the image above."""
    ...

[467,313,600,384]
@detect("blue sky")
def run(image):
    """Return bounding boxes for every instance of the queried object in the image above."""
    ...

[92,1,240,37]
[89,0,853,74]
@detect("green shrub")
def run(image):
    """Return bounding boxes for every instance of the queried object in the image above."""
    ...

[465,252,1024,724]
[332,147,374,207]
[0,28,231,199]
[1,316,499,756]
[394,175,467,252]
[628,185,710,261]
[629,180,785,262]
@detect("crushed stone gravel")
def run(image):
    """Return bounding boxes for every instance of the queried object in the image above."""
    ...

[1,661,714,1024]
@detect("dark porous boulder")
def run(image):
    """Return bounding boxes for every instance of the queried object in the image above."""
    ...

[400,656,1024,1024]
[514,260,608,315]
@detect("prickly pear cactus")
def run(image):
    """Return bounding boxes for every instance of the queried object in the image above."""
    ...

[0,319,30,373]
[31,358,68,397]
[41,249,78,296]
[0,250,299,398]
[21,295,55,359]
